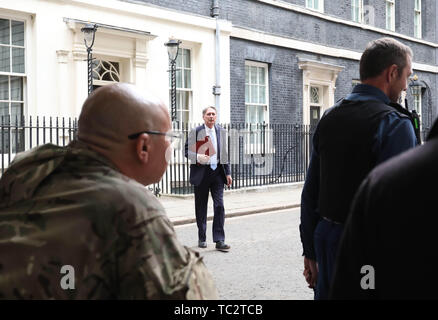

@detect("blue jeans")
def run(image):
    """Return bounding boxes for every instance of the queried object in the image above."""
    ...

[314,218,344,300]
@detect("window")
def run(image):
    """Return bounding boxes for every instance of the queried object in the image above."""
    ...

[92,59,121,91]
[0,18,25,154]
[351,0,363,23]
[306,0,324,12]
[412,89,422,131]
[309,86,323,128]
[386,0,395,31]
[245,61,268,125]
[169,48,192,123]
[414,0,422,38]
[413,93,421,116]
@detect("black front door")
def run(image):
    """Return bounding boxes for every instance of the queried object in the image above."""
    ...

[310,106,321,128]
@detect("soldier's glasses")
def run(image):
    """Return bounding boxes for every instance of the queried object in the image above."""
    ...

[128,130,182,148]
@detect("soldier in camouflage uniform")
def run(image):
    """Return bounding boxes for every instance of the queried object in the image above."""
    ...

[0,83,218,299]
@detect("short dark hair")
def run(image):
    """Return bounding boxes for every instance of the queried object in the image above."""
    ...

[202,106,217,116]
[360,38,413,81]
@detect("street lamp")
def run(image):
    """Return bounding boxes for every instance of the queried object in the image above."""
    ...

[81,23,98,95]
[164,39,181,122]
[409,74,423,97]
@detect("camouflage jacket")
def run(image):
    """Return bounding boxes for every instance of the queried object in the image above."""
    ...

[0,141,218,300]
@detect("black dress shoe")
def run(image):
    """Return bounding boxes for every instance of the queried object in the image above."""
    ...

[198,241,207,248]
[215,241,230,251]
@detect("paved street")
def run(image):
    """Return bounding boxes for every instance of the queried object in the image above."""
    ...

[174,208,314,300]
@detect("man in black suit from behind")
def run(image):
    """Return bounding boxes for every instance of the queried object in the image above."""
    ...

[330,118,438,299]
[185,106,232,251]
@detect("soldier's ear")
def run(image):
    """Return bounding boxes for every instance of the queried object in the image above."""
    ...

[136,134,150,163]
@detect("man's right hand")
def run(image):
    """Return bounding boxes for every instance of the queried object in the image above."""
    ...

[197,154,210,164]
[303,257,318,289]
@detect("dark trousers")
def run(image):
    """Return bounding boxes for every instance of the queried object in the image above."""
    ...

[194,167,225,243]
[314,218,344,300]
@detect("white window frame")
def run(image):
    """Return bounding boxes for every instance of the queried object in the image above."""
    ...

[309,85,323,108]
[244,60,272,154]
[92,57,122,88]
[306,0,324,13]
[170,47,192,124]
[386,0,395,31]
[351,0,364,23]
[245,60,269,125]
[414,0,422,38]
[309,85,324,127]
[0,16,26,158]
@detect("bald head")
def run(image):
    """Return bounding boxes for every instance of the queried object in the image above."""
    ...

[78,83,168,151]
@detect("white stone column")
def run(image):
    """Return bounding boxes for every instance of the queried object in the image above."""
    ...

[56,50,70,117]
[134,38,148,89]
[72,50,88,117]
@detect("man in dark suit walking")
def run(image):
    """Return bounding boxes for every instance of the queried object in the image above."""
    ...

[185,106,232,251]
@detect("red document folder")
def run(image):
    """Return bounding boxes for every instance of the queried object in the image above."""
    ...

[190,135,216,156]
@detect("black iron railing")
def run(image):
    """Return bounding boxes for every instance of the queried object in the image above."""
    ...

[149,122,316,195]
[2,117,429,196]
[1,116,78,175]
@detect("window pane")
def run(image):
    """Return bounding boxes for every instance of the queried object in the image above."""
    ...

[102,72,112,81]
[246,105,257,123]
[10,77,22,101]
[0,75,9,100]
[310,87,320,104]
[258,67,265,85]
[0,19,9,45]
[12,47,25,73]
[184,69,191,89]
[176,69,182,88]
[0,102,8,116]
[257,105,265,123]
[259,86,266,104]
[102,61,111,70]
[11,102,22,122]
[92,59,100,80]
[245,66,249,85]
[251,84,258,104]
[11,21,24,46]
[245,84,249,102]
[176,50,182,68]
[0,46,10,72]
[10,102,24,153]
[182,110,189,123]
[250,66,257,84]
[182,91,190,111]
[183,49,190,68]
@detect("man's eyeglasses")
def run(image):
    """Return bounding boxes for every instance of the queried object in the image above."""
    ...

[128,130,182,148]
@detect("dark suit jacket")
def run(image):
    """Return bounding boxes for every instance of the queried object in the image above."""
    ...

[330,119,438,299]
[184,124,230,186]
